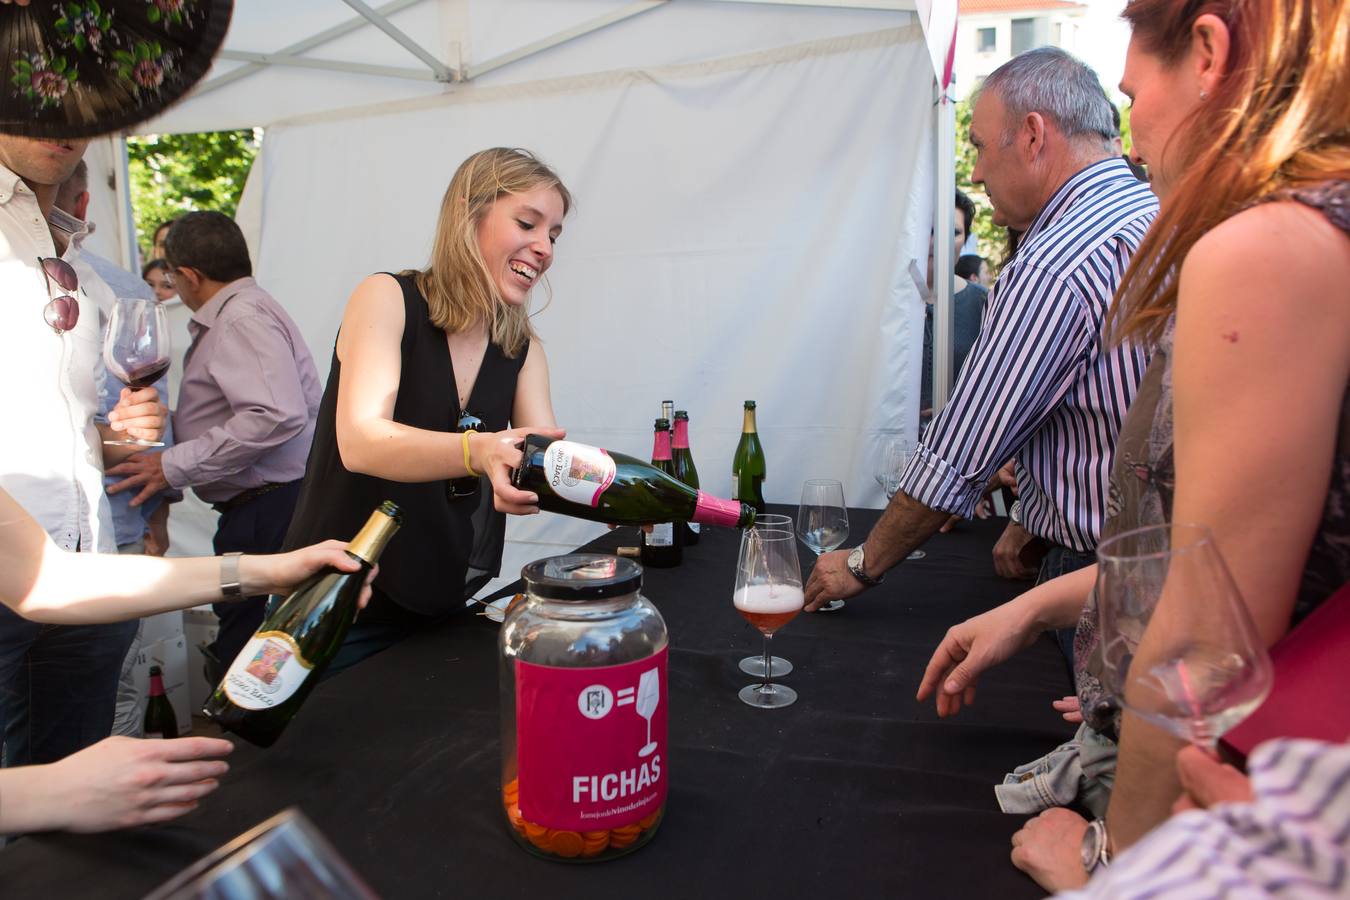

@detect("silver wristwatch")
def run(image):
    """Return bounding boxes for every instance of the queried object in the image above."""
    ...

[220,551,245,600]
[846,545,883,588]
[1080,818,1111,874]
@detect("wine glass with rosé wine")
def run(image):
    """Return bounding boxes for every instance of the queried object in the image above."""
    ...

[102,296,171,447]
[734,522,804,709]
[737,514,796,678]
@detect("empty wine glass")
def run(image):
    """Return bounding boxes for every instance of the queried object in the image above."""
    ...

[877,438,924,561]
[733,524,804,709]
[143,807,380,899]
[103,296,171,447]
[1095,523,1273,754]
[798,478,850,612]
[739,513,794,677]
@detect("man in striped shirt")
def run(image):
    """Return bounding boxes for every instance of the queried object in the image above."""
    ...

[804,48,1157,616]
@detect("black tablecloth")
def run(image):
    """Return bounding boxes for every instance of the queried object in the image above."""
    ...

[0,510,1075,899]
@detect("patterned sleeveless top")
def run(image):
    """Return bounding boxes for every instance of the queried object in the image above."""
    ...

[1075,180,1350,736]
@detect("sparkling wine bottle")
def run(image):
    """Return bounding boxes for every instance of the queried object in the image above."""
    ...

[142,665,178,739]
[731,401,767,514]
[641,418,683,568]
[671,410,701,545]
[513,434,756,529]
[202,501,402,747]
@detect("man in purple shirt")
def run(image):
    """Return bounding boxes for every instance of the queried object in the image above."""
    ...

[109,212,321,677]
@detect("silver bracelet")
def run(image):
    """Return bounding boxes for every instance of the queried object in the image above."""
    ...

[220,551,245,599]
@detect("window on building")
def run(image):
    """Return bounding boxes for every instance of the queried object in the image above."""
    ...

[1011,17,1037,55]
[976,27,996,53]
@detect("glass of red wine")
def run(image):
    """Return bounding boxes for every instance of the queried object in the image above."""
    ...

[103,296,171,447]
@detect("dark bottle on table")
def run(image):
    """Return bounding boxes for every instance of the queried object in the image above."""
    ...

[142,665,178,739]
[641,418,684,568]
[513,434,756,529]
[203,501,403,747]
[731,401,767,514]
[671,410,701,545]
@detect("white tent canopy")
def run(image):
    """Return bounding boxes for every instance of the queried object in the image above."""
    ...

[96,0,958,603]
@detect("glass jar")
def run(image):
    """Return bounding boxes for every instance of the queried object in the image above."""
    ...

[499,554,669,861]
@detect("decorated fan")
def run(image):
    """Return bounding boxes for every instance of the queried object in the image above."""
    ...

[1,0,232,138]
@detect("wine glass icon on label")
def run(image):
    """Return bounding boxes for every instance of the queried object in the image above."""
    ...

[635,668,660,758]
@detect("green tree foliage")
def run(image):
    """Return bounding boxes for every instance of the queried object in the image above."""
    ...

[127,129,261,260]
[954,95,1132,271]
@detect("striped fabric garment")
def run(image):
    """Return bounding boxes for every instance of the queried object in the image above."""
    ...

[902,157,1158,552]
[1060,738,1350,899]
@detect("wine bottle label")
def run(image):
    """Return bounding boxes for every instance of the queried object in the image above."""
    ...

[647,523,674,547]
[543,441,617,507]
[222,631,315,711]
[689,522,701,534]
[692,491,744,527]
[515,648,668,832]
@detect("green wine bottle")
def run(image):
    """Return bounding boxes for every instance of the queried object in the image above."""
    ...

[731,401,767,514]
[202,501,402,747]
[513,434,756,529]
[671,410,701,545]
[640,418,684,568]
[142,665,178,739]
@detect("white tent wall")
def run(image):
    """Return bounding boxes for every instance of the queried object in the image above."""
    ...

[232,23,934,598]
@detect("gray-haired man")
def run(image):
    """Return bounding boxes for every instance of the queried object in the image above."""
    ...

[806,48,1158,635]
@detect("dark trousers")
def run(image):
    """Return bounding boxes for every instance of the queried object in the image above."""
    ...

[322,578,479,681]
[0,605,137,766]
[209,481,303,676]
[1036,544,1098,678]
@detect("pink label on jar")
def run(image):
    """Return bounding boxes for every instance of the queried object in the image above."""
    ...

[516,648,668,832]
[692,491,743,527]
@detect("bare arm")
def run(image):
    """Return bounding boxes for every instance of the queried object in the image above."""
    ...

[0,488,370,624]
[1106,201,1350,850]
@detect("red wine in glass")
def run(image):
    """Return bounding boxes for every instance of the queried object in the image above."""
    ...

[103,297,171,447]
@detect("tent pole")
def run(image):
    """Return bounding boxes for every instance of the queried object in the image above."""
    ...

[339,0,458,82]
[114,136,138,272]
[932,77,956,414]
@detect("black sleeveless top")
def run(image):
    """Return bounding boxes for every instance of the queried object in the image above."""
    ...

[283,273,526,615]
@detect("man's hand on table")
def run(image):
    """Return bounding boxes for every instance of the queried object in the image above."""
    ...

[993,521,1039,580]
[803,549,866,611]
[1010,807,1091,892]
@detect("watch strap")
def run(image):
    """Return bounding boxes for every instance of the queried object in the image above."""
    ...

[220,551,245,600]
[847,546,883,587]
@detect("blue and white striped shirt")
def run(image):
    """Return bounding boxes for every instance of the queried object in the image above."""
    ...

[902,157,1157,552]
[1059,738,1350,899]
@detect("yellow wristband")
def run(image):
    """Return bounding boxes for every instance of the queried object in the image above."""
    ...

[461,430,480,477]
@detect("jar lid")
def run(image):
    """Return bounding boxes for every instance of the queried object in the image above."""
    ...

[521,554,642,601]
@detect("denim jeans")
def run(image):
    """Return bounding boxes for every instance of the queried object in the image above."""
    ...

[0,604,138,766]
[1037,544,1097,676]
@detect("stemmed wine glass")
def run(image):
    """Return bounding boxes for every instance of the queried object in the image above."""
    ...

[103,296,171,447]
[1095,523,1273,754]
[738,514,794,678]
[875,438,925,560]
[733,523,804,709]
[798,478,850,612]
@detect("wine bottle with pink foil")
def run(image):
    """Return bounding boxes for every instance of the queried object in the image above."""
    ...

[513,434,757,530]
[640,418,683,568]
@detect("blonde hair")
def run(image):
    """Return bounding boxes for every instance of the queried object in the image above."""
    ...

[1108,0,1350,345]
[408,148,573,357]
